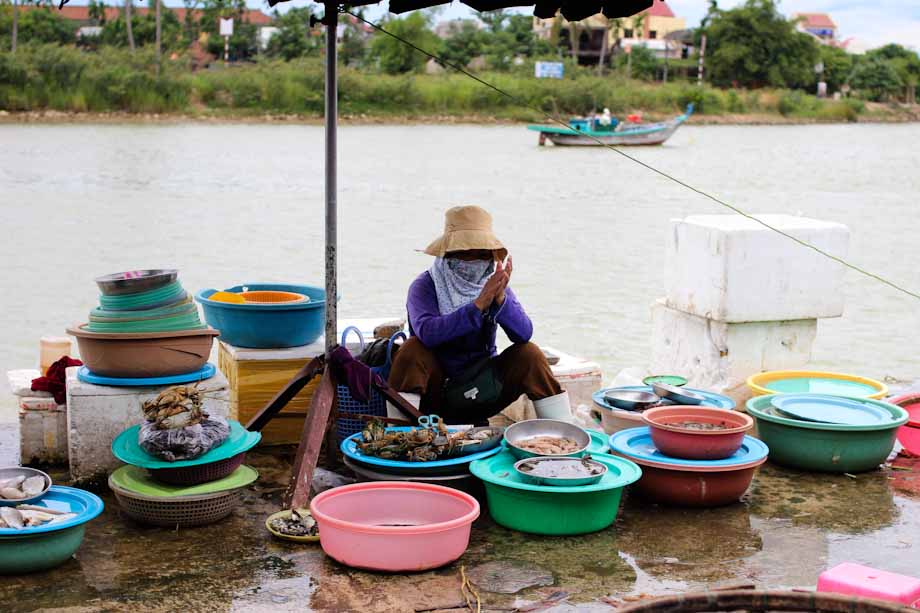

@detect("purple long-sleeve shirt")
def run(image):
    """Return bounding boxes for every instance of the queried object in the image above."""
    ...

[406,271,533,378]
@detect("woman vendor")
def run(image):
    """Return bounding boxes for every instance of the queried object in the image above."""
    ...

[388,205,572,424]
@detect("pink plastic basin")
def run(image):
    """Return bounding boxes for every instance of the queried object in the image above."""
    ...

[310,482,480,572]
[889,393,920,456]
[818,562,920,606]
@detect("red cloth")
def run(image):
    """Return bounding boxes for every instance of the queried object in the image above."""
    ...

[31,356,83,405]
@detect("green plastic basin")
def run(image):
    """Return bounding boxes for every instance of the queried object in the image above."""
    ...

[0,525,85,574]
[746,395,908,473]
[470,451,641,535]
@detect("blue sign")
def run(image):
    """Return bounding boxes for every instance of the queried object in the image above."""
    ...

[535,61,564,79]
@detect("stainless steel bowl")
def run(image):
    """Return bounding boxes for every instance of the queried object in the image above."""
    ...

[650,383,705,406]
[94,269,178,296]
[513,456,607,487]
[0,467,52,506]
[603,390,660,412]
[503,419,590,460]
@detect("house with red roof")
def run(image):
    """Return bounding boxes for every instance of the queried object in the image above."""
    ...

[793,13,837,43]
[533,0,686,64]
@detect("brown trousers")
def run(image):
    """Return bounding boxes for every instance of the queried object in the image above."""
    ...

[388,338,563,424]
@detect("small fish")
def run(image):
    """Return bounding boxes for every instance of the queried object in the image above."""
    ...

[19,510,56,525]
[0,507,24,529]
[0,488,26,500]
[21,476,46,497]
[16,504,67,515]
[48,513,77,525]
[0,476,25,490]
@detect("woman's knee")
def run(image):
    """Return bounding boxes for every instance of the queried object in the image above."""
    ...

[504,341,547,365]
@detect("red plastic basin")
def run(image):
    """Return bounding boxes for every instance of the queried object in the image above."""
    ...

[631,462,761,507]
[310,482,480,572]
[889,392,920,456]
[642,406,753,460]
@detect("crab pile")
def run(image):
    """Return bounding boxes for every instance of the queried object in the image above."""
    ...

[357,419,491,462]
[142,385,205,430]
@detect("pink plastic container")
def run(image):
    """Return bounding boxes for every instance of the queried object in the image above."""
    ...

[889,393,920,456]
[818,563,920,607]
[310,482,480,572]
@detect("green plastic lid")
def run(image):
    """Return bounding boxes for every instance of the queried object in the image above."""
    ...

[643,375,688,387]
[110,464,258,498]
[111,420,261,469]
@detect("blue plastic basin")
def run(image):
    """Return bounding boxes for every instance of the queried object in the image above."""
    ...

[195,284,326,348]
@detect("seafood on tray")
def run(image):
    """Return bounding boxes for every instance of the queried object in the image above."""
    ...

[357,418,500,462]
[0,505,76,530]
[142,385,205,430]
[0,475,48,500]
[515,436,581,455]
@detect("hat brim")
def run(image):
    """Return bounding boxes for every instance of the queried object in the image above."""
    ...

[423,230,507,260]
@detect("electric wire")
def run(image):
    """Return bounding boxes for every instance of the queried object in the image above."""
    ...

[343,8,920,302]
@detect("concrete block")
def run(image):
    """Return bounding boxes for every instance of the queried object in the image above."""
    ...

[650,299,817,405]
[665,214,850,322]
[20,406,68,465]
[66,365,230,483]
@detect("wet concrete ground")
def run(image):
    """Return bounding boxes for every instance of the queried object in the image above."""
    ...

[3,448,919,613]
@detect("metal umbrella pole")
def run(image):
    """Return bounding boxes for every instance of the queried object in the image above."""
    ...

[324,3,338,356]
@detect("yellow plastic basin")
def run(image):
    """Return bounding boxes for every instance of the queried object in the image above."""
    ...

[746,370,887,400]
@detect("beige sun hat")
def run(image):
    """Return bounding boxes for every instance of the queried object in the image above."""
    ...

[423,205,507,260]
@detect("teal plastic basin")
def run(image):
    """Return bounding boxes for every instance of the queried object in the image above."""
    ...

[470,451,641,535]
[746,395,907,473]
[0,525,85,574]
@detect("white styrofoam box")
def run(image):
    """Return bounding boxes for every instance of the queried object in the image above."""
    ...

[20,408,68,465]
[7,369,52,398]
[650,299,817,405]
[665,214,850,322]
[499,346,603,423]
[66,366,230,483]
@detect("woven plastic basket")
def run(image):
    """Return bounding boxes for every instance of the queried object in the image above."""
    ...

[334,327,395,443]
[148,453,246,486]
[109,479,241,527]
[616,590,916,613]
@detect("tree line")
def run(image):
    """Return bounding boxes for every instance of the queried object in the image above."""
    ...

[0,0,917,104]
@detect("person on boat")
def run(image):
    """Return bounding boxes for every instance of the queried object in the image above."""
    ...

[388,205,570,425]
[598,108,613,127]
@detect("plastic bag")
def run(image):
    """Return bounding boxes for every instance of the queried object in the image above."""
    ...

[138,416,230,462]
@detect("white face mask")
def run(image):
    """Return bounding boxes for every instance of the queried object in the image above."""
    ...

[445,257,494,284]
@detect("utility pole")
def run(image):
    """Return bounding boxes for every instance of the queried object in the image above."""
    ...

[697,33,706,86]
[125,0,136,52]
[155,0,162,76]
[323,2,338,356]
[11,0,17,53]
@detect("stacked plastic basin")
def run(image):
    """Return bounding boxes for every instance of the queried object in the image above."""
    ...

[108,421,261,527]
[609,406,769,507]
[68,270,219,382]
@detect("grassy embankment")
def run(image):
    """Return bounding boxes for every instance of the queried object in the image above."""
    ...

[1,44,916,123]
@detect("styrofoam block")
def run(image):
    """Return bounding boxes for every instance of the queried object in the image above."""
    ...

[665,214,850,322]
[7,369,52,398]
[650,299,817,405]
[66,366,230,483]
[0,423,21,466]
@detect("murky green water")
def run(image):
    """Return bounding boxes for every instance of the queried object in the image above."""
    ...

[1,123,919,410]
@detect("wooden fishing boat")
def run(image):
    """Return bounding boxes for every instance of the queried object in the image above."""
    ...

[528,104,693,147]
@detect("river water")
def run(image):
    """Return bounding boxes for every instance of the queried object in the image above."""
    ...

[1,122,919,412]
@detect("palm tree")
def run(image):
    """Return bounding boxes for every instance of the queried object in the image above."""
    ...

[125,0,136,51]
[598,17,619,73]
[626,11,647,78]
[567,21,581,62]
[155,0,161,74]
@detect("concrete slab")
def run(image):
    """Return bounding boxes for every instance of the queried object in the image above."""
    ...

[66,365,230,482]
[664,214,850,322]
